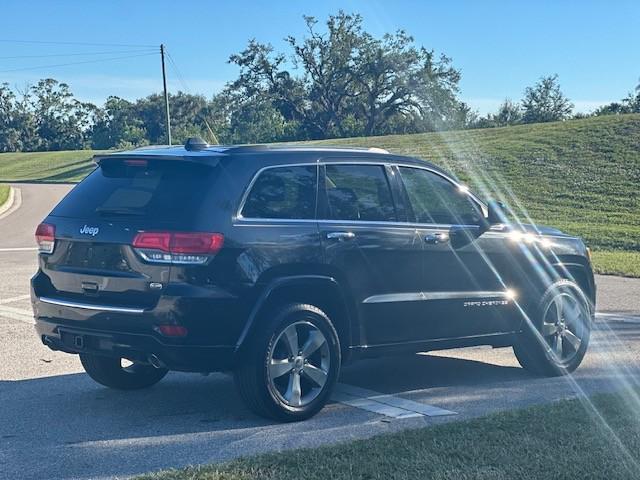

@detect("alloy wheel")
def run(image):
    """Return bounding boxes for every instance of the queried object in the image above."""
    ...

[541,291,586,363]
[267,321,330,407]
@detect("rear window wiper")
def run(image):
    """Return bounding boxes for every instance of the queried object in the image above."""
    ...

[95,206,145,216]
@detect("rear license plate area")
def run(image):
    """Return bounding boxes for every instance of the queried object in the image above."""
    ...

[59,330,101,350]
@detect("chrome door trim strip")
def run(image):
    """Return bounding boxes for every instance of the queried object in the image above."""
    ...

[38,297,145,314]
[236,162,320,221]
[362,291,513,304]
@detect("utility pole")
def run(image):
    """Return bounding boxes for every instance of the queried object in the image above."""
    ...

[160,44,171,145]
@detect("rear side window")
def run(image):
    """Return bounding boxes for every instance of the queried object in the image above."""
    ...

[51,160,216,223]
[323,164,397,222]
[399,167,483,225]
[241,165,317,219]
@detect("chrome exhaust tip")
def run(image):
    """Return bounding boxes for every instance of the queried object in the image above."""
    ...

[148,354,165,369]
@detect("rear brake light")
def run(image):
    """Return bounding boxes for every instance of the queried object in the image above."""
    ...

[35,223,56,254]
[124,159,148,167]
[155,325,188,337]
[132,232,172,251]
[132,232,224,264]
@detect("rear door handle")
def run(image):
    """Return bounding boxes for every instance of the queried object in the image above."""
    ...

[326,231,356,241]
[424,232,449,245]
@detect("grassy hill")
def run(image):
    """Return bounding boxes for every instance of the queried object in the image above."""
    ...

[1,114,639,276]
[0,184,9,208]
[0,149,105,183]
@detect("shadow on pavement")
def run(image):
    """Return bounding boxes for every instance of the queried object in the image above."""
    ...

[3,322,640,479]
[1,351,525,449]
[341,351,527,394]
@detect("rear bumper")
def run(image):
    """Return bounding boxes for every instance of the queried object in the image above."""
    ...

[30,267,251,372]
[35,318,236,372]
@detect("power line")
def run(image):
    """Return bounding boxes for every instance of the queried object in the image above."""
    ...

[0,52,158,74]
[165,51,191,91]
[165,49,220,144]
[0,39,156,48]
[0,49,156,60]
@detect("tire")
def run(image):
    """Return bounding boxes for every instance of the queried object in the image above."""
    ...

[79,353,168,390]
[513,279,592,376]
[234,303,341,421]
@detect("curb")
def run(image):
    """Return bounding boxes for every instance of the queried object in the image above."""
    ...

[0,186,21,220]
[0,186,15,216]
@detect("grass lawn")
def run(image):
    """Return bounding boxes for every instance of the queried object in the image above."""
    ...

[0,184,9,208]
[305,114,640,255]
[592,251,640,278]
[136,390,640,480]
[0,149,103,183]
[0,114,638,276]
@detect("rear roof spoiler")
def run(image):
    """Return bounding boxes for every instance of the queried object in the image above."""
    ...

[93,152,222,166]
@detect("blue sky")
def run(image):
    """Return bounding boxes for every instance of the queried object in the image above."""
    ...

[1,0,638,115]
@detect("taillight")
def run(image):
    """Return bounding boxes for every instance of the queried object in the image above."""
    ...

[35,223,56,254]
[154,325,188,337]
[132,231,224,264]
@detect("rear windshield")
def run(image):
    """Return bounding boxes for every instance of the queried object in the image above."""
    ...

[51,159,216,222]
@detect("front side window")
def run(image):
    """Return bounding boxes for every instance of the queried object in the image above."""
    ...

[241,165,317,219]
[323,164,397,222]
[399,167,483,225]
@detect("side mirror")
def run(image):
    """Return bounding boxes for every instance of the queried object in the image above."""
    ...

[487,200,507,225]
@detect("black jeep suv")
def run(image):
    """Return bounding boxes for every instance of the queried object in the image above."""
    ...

[31,139,595,421]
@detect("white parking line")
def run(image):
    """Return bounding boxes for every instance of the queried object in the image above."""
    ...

[0,294,31,305]
[0,304,34,324]
[0,247,38,252]
[333,383,457,418]
[596,312,640,324]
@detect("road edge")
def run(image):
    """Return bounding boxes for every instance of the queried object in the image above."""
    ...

[0,186,21,220]
[0,185,15,215]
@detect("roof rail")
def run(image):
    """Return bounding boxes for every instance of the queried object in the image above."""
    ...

[132,144,171,151]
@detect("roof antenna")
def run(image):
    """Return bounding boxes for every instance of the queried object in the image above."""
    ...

[184,137,209,151]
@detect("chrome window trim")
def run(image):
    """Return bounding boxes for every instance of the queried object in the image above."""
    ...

[236,162,319,222]
[395,164,488,219]
[38,296,145,314]
[363,290,512,304]
[234,160,487,228]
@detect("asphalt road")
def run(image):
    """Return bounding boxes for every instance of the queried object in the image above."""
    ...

[2,183,640,480]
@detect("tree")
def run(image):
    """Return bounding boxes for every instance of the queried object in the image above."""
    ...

[493,99,522,126]
[0,84,32,152]
[228,11,467,139]
[470,99,522,129]
[90,96,147,149]
[133,91,211,145]
[521,75,573,124]
[593,78,640,116]
[29,79,96,151]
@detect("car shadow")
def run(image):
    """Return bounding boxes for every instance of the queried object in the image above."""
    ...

[340,349,528,394]
[0,350,524,445]
[3,322,639,480]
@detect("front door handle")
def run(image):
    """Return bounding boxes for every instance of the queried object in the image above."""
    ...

[424,232,449,245]
[326,231,356,241]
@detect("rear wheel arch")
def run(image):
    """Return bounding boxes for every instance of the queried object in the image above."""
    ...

[235,275,357,361]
